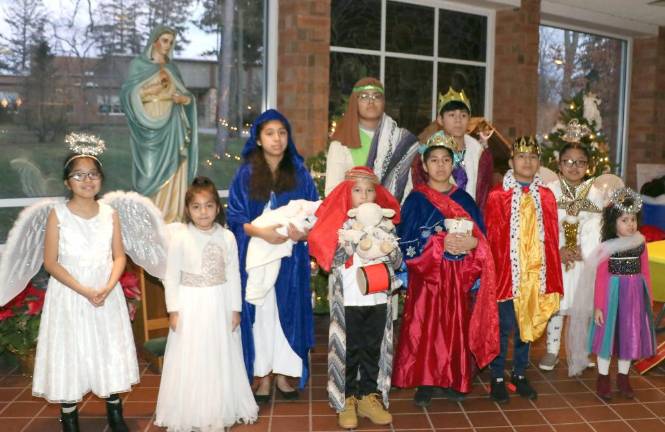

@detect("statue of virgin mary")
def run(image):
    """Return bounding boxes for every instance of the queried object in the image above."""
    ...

[120,25,198,222]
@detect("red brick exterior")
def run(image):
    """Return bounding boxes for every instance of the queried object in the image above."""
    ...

[492,0,541,141]
[277,0,331,158]
[626,27,665,188]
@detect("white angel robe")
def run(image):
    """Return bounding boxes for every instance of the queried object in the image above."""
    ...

[155,223,258,430]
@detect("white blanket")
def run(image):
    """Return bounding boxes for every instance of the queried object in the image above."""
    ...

[245,199,321,305]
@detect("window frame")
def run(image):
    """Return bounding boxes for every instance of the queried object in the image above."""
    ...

[0,1,272,248]
[329,0,496,121]
[539,19,631,177]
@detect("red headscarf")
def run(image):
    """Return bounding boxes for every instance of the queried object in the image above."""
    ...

[330,77,384,150]
[309,166,400,272]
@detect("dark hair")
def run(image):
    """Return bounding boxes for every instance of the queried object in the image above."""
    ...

[601,199,639,242]
[63,154,105,200]
[439,100,470,115]
[559,143,591,164]
[439,71,470,115]
[184,176,226,225]
[63,153,105,181]
[248,120,297,201]
[423,145,454,163]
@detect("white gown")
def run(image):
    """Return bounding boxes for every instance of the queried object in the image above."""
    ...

[548,179,603,313]
[32,203,139,403]
[155,224,258,431]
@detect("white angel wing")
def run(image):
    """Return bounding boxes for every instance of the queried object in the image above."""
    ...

[0,199,59,306]
[538,166,559,185]
[101,191,168,279]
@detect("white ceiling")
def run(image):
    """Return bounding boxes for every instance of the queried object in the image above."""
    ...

[464,0,665,36]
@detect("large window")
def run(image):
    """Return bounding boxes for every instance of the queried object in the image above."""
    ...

[0,0,268,243]
[538,25,628,173]
[329,0,492,134]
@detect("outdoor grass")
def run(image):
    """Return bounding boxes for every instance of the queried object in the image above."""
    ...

[0,124,244,242]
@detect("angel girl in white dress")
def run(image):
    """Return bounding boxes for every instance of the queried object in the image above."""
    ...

[155,176,258,431]
[0,136,168,432]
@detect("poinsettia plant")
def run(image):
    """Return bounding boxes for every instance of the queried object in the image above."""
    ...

[119,271,141,321]
[0,282,45,356]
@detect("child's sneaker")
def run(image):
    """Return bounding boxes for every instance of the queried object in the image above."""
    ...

[489,377,509,404]
[511,374,538,400]
[357,393,392,425]
[338,396,358,429]
[538,352,559,371]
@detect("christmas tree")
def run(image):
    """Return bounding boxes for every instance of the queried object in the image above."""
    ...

[541,90,612,176]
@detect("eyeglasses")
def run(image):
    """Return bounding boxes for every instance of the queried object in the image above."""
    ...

[561,159,589,168]
[358,92,384,104]
[68,171,101,181]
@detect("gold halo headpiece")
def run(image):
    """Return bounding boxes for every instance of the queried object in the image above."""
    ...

[64,132,106,167]
[561,119,591,143]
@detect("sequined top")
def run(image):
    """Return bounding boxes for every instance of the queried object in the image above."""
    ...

[608,244,644,275]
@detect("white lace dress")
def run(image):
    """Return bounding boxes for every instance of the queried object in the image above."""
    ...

[155,224,258,431]
[32,202,139,403]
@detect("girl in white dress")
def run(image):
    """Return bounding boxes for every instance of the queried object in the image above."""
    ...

[35,153,138,432]
[539,143,603,371]
[155,176,258,431]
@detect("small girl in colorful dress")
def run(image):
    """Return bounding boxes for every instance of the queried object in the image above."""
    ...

[155,176,258,430]
[588,187,656,400]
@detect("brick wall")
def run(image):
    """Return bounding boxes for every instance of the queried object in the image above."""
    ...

[277,0,331,158]
[492,0,541,142]
[626,27,665,188]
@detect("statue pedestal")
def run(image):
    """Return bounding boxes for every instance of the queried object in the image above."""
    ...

[127,259,169,373]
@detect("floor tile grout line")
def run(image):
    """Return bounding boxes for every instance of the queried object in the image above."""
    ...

[422,404,436,432]
[0,382,30,416]
[577,373,638,432]
[18,402,47,432]
[545,369,604,432]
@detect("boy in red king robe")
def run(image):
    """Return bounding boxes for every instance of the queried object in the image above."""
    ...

[485,136,563,403]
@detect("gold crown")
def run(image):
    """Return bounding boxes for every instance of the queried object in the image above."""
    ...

[512,135,541,155]
[437,87,471,113]
[419,131,457,155]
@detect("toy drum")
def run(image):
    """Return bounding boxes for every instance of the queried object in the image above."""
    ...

[356,262,390,295]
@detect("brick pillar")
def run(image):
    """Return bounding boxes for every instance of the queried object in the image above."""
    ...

[277,0,331,158]
[626,27,665,188]
[492,0,540,141]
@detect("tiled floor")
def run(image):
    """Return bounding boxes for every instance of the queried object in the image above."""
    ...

[1,315,664,432]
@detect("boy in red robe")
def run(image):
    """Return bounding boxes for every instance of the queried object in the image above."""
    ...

[485,136,563,403]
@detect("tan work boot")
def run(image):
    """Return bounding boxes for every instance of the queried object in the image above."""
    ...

[338,396,358,429]
[357,393,392,425]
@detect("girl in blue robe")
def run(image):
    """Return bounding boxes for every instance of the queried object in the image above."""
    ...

[227,109,318,402]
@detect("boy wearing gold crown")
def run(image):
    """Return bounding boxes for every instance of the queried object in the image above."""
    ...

[485,136,563,403]
[325,77,419,202]
[415,83,494,209]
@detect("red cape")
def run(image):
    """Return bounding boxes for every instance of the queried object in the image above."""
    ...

[484,184,564,301]
[392,184,499,392]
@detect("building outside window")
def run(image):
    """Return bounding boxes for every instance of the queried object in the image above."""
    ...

[0,0,268,243]
[329,0,492,135]
[537,24,628,174]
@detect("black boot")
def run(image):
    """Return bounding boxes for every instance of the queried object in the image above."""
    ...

[413,386,434,407]
[511,374,538,400]
[60,405,80,432]
[106,395,129,432]
[489,378,509,404]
